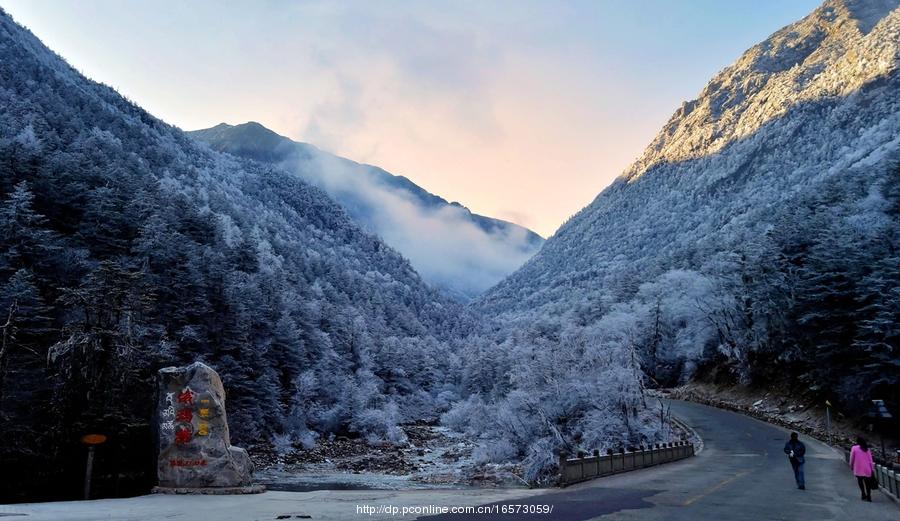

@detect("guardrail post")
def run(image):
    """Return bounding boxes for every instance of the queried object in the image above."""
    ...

[886,467,892,497]
[615,446,625,472]
[885,467,891,497]
[605,448,614,475]
[559,452,568,487]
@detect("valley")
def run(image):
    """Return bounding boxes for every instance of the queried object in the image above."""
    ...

[189,122,544,302]
[0,0,897,516]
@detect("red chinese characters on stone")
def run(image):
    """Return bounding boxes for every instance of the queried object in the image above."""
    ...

[175,408,193,423]
[177,388,195,405]
[174,426,192,445]
[172,387,196,445]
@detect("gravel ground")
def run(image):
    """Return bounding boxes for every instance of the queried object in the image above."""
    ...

[249,422,528,491]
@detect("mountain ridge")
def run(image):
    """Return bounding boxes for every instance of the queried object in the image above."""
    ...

[190,121,544,301]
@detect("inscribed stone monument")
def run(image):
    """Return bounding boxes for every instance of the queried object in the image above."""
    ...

[156,362,257,492]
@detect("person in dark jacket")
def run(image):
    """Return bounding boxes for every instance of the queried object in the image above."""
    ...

[784,432,806,489]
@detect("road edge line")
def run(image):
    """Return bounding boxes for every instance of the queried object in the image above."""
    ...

[671,414,704,456]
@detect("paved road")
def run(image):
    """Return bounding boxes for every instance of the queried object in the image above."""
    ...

[424,400,898,521]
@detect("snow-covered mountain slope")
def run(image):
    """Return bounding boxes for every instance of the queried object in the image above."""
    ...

[190,122,544,302]
[478,0,900,402]
[624,0,899,183]
[482,0,900,319]
[0,7,477,500]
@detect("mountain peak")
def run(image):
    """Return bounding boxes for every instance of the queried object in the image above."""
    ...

[195,121,282,140]
[234,120,273,133]
[831,0,898,33]
[189,121,299,162]
[623,0,899,182]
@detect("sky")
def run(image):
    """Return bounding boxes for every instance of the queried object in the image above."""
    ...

[1,0,821,237]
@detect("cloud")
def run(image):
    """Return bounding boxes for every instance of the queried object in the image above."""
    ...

[287,2,507,157]
[301,73,369,154]
[295,151,540,299]
[495,209,537,230]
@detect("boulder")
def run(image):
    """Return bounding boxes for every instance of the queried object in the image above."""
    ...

[156,362,254,489]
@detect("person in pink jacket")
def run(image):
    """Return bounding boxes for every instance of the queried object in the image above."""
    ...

[849,437,875,501]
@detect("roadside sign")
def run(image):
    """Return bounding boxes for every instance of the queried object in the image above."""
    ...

[80,433,106,499]
[870,400,893,419]
[80,434,107,445]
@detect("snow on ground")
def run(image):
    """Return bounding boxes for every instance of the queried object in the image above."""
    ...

[0,488,541,521]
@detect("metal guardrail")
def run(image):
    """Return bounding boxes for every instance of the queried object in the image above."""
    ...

[558,441,695,487]
[874,463,899,501]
